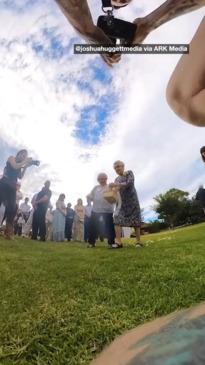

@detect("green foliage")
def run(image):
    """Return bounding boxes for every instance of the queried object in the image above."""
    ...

[1,225,205,364]
[186,198,205,224]
[154,188,204,227]
[146,220,169,233]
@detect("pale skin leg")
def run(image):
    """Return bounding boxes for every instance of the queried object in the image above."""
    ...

[115,226,141,244]
[135,227,141,243]
[115,225,122,244]
[166,16,205,126]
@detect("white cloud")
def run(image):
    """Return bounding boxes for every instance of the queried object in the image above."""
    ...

[0,1,205,217]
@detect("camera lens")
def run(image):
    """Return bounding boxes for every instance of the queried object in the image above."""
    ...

[32,160,40,166]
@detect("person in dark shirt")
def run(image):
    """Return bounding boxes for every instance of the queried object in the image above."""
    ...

[196,185,205,213]
[200,146,205,162]
[31,181,52,241]
[65,203,75,241]
[0,149,36,239]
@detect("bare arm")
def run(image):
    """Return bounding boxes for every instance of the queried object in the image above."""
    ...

[87,187,95,202]
[55,0,121,66]
[144,0,205,32]
[86,194,92,202]
[8,156,31,170]
[114,171,134,189]
[19,167,27,179]
[55,0,113,43]
[133,0,205,43]
[31,195,37,208]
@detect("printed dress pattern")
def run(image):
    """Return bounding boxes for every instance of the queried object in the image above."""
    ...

[114,170,141,227]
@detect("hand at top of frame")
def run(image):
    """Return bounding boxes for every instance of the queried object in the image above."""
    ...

[90,25,121,66]
[132,17,151,44]
[101,52,121,67]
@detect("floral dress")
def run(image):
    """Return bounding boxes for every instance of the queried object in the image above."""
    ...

[114,170,141,227]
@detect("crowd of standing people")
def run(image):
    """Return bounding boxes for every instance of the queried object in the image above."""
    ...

[0,150,143,249]
[1,147,205,248]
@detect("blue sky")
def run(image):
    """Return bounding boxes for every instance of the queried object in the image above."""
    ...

[0,0,205,222]
[0,0,41,11]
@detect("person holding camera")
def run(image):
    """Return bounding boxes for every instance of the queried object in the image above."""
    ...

[0,149,39,239]
[55,0,205,126]
[55,1,205,64]
[55,0,121,66]
[31,181,52,242]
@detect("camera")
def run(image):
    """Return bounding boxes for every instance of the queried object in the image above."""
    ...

[31,160,40,166]
[97,14,137,45]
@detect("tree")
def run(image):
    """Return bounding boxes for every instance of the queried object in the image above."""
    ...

[186,198,205,224]
[146,220,169,233]
[154,188,189,227]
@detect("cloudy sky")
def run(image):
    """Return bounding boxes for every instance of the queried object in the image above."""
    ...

[0,0,204,221]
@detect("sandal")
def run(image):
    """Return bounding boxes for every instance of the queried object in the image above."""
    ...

[135,242,143,248]
[111,243,123,249]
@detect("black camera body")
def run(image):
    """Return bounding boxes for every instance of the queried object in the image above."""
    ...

[97,15,137,45]
[31,160,40,166]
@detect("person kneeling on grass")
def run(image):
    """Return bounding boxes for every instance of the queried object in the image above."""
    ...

[109,160,142,249]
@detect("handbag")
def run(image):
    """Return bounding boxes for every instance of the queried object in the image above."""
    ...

[103,188,118,204]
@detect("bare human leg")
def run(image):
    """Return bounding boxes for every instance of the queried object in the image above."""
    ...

[114,225,122,245]
[134,227,141,243]
[166,16,205,126]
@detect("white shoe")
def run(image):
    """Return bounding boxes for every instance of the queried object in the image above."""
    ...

[111,243,123,249]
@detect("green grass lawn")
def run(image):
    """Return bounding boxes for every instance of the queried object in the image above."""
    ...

[1,223,205,365]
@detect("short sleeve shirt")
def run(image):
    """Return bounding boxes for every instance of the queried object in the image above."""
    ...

[89,185,114,214]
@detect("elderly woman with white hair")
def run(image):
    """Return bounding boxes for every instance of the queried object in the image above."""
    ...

[87,172,115,248]
[110,161,142,248]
